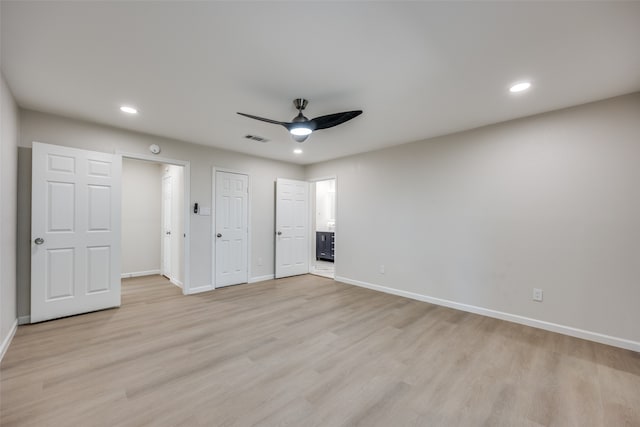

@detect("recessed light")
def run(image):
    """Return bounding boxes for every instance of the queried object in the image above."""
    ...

[120,106,138,114]
[293,148,303,154]
[509,82,531,93]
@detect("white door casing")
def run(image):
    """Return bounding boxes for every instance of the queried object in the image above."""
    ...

[275,178,309,279]
[215,171,248,287]
[162,174,172,279]
[31,142,121,323]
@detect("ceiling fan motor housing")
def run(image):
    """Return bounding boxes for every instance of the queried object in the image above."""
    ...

[292,112,308,122]
[293,98,308,111]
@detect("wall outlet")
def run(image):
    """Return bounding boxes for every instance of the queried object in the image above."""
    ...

[533,288,543,302]
[258,257,263,266]
[379,264,385,274]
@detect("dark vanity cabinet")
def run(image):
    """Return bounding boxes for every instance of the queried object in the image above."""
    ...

[316,231,335,262]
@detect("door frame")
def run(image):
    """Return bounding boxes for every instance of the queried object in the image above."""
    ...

[212,167,251,289]
[119,151,192,295]
[161,172,172,280]
[307,175,338,278]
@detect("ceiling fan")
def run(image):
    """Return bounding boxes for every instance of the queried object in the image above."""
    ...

[237,99,362,143]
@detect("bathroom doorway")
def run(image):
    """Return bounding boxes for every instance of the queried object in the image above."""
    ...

[310,178,336,279]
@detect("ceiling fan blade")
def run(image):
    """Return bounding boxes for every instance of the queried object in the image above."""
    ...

[237,112,288,127]
[310,110,362,131]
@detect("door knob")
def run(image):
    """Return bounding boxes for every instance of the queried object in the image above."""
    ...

[34,237,45,245]
[277,231,282,236]
[166,231,171,235]
[217,233,222,238]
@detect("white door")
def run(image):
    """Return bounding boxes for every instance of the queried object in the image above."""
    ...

[215,171,248,287]
[275,178,309,278]
[31,142,121,323]
[162,174,172,279]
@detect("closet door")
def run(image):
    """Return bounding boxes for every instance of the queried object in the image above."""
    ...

[215,171,248,287]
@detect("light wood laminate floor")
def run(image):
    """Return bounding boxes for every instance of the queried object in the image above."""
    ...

[1,275,639,426]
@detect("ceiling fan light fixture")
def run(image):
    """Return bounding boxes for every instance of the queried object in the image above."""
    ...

[290,126,312,136]
[292,134,309,143]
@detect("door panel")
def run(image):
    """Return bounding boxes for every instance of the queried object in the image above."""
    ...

[46,248,74,300]
[48,182,75,231]
[275,178,309,278]
[31,142,121,323]
[215,171,248,287]
[88,185,111,230]
[48,154,75,173]
[87,246,111,293]
[88,159,111,177]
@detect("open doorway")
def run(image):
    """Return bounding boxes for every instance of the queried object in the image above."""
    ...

[121,157,187,295]
[311,178,336,279]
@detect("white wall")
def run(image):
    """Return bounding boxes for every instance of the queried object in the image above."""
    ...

[122,158,162,277]
[306,93,640,349]
[16,109,305,317]
[0,72,19,358]
[315,179,336,232]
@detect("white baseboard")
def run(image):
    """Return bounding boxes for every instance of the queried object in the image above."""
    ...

[249,274,275,283]
[206,275,272,290]
[187,284,214,295]
[121,269,160,279]
[335,276,640,353]
[170,278,184,289]
[18,316,31,325]
[0,319,18,362]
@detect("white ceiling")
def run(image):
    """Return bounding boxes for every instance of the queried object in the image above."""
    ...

[2,2,640,165]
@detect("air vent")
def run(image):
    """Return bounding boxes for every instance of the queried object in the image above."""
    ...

[244,134,269,143]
